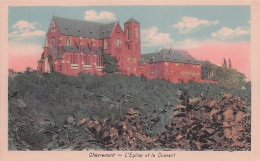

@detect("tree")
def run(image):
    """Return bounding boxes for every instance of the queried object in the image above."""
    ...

[229,58,232,68]
[201,61,212,79]
[26,67,32,72]
[201,60,246,89]
[222,58,227,68]
[9,69,15,76]
[101,54,119,74]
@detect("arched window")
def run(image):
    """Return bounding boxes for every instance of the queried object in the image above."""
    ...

[66,37,71,45]
[134,27,138,39]
[51,37,56,45]
[71,54,77,64]
[127,27,130,40]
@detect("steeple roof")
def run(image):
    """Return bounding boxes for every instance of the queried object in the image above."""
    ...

[125,17,139,24]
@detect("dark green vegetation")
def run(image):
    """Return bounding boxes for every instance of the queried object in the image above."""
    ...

[201,61,248,89]
[101,54,119,74]
[8,71,251,150]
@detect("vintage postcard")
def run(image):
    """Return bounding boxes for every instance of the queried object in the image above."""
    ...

[1,0,260,161]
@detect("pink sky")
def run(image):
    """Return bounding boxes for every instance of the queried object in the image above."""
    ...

[8,41,250,80]
[187,41,251,80]
[8,43,41,72]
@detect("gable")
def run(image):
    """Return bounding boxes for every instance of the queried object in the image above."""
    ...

[111,22,124,35]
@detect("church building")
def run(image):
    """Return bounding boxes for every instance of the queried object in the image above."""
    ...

[37,16,217,84]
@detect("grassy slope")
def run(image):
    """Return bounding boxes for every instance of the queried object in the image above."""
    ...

[8,71,251,150]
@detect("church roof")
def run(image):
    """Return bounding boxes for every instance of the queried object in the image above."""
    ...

[82,47,92,54]
[93,48,102,56]
[142,48,200,64]
[63,45,80,53]
[125,17,139,24]
[53,16,117,39]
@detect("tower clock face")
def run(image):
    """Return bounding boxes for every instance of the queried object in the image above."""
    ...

[115,38,121,47]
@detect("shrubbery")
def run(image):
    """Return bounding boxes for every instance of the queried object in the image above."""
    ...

[8,71,251,150]
[201,61,248,89]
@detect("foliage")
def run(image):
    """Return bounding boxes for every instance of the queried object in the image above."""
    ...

[222,58,227,68]
[229,58,232,68]
[8,71,251,150]
[201,61,247,89]
[101,54,119,74]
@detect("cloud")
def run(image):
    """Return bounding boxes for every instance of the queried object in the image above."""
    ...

[9,20,45,42]
[172,16,219,34]
[211,26,250,40]
[13,20,36,32]
[84,10,116,22]
[141,26,174,48]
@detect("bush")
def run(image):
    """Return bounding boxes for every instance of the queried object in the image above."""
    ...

[8,71,251,150]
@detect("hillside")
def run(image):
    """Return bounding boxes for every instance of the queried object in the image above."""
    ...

[8,71,251,150]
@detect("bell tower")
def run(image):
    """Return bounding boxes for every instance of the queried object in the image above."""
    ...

[124,18,140,58]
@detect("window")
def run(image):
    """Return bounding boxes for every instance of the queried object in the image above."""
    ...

[87,55,90,65]
[66,37,71,45]
[83,55,91,69]
[51,37,56,45]
[134,27,138,39]
[84,55,87,64]
[127,27,130,40]
[70,54,78,69]
[51,22,56,32]
[84,55,91,65]
[96,57,102,67]
[104,39,108,49]
[71,54,77,64]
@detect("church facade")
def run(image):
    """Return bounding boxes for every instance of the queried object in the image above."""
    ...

[37,16,217,84]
